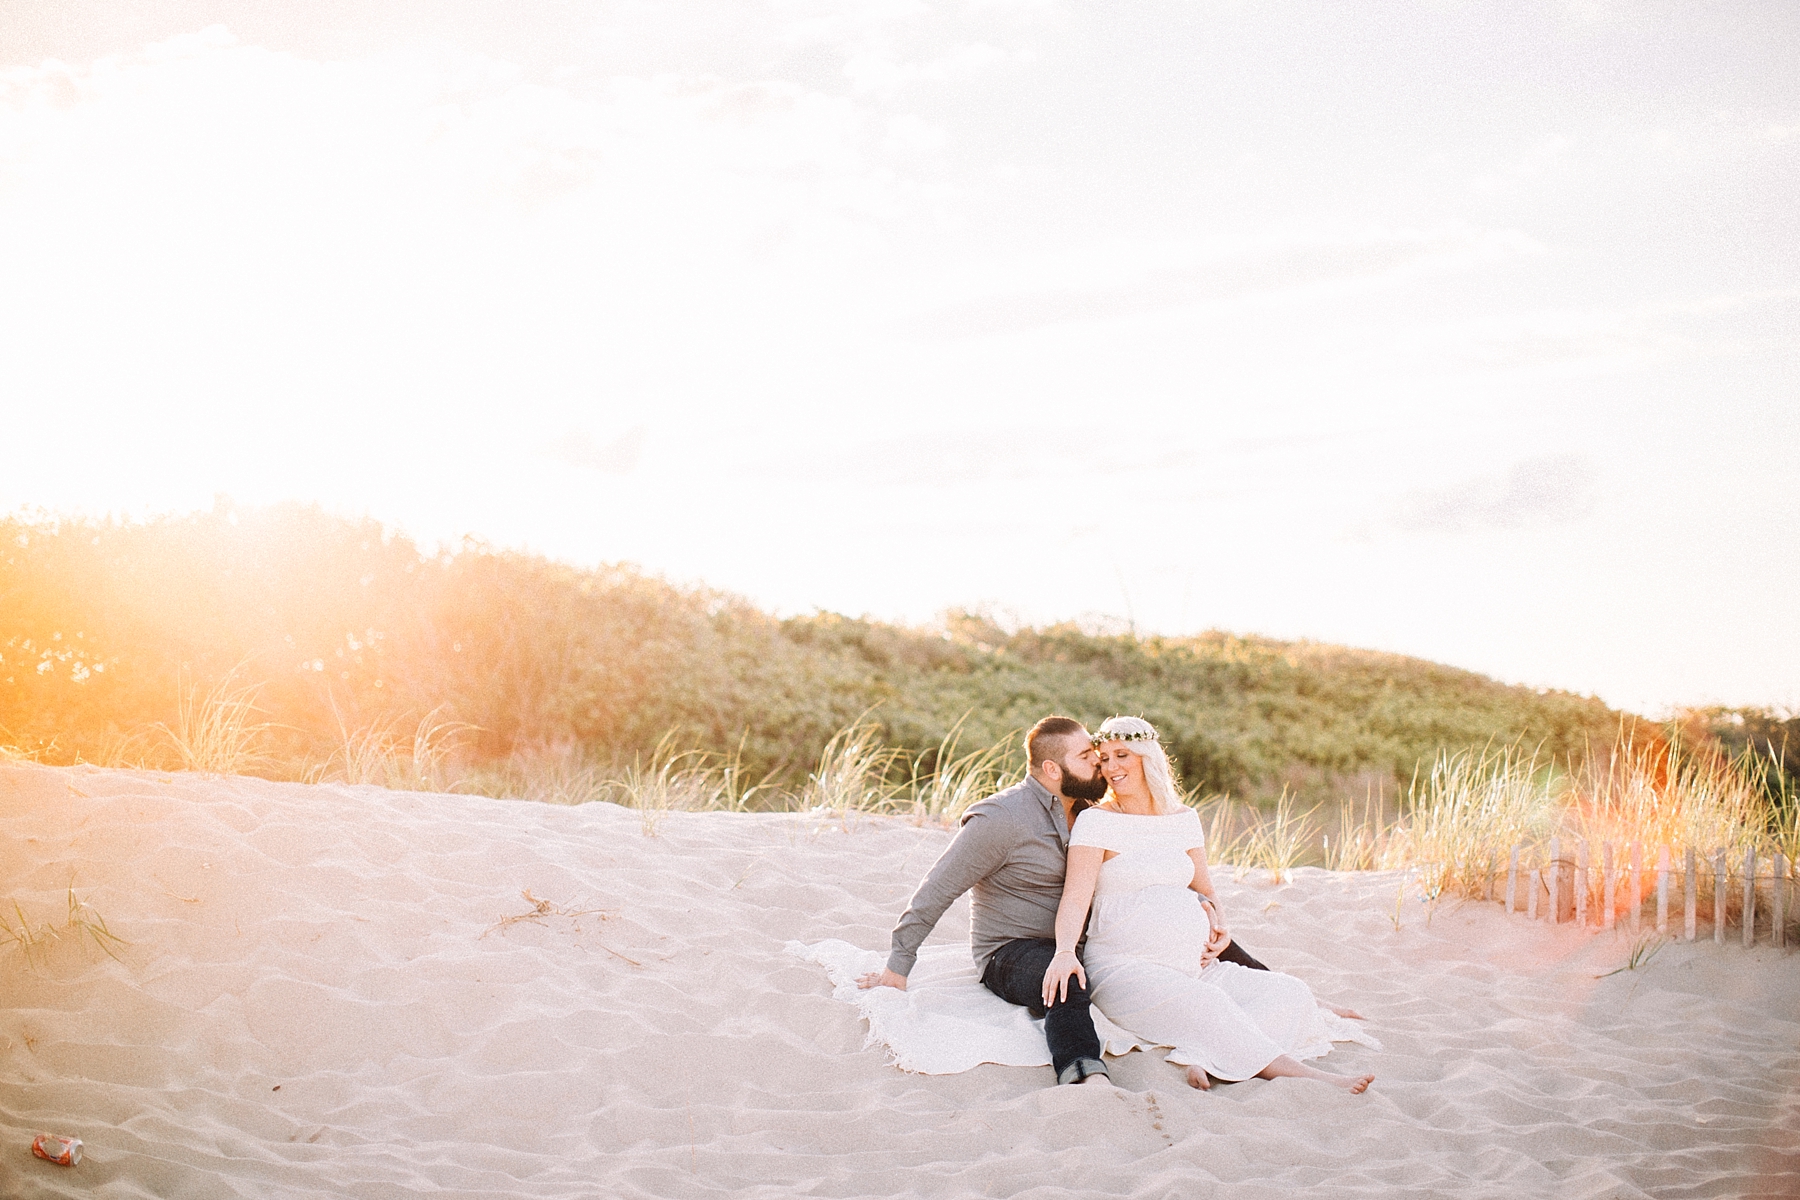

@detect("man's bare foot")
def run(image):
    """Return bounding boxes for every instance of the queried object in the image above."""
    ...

[1324,1002,1365,1019]
[1184,1066,1213,1091]
[1079,1071,1114,1086]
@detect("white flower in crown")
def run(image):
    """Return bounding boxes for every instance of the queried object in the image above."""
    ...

[1092,727,1158,746]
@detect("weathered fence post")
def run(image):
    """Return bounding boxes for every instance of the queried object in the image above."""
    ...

[1549,837,1562,925]
[1505,845,1519,916]
[1528,866,1541,920]
[1743,847,1757,949]
[1655,845,1670,934]
[1629,842,1644,931]
[1776,850,1788,951]
[1714,849,1728,945]
[1576,841,1590,928]
[1602,841,1616,931]
[1684,845,1697,942]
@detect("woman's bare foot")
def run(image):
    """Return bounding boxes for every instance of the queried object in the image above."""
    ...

[1184,1066,1213,1091]
[1324,1002,1365,1019]
[1255,1055,1374,1094]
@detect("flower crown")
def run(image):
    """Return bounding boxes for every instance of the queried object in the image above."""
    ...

[1092,727,1158,746]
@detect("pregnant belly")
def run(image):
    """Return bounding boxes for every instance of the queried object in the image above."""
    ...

[1085,885,1212,976]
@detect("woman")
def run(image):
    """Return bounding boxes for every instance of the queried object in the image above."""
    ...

[1042,716,1374,1094]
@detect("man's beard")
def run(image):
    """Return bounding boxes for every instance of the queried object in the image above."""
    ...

[1060,762,1110,803]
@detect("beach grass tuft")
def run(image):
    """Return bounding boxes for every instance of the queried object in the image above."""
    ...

[1198,794,1251,870]
[803,720,908,820]
[1239,791,1317,884]
[1596,932,1666,978]
[1,887,127,966]
[1378,744,1556,897]
[155,667,273,776]
[1323,784,1387,872]
[314,707,474,792]
[905,717,1018,825]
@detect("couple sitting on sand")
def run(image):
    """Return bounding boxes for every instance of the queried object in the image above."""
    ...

[857,715,1374,1094]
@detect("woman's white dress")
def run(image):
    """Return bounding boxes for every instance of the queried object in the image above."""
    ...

[1072,806,1340,1081]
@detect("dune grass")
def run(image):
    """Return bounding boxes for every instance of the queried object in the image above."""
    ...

[1568,732,1766,860]
[1182,725,1791,942]
[154,667,273,776]
[8,705,1792,939]
[1322,783,1389,872]
[1354,733,1795,933]
[444,720,1020,835]
[1376,744,1559,899]
[1596,931,1667,978]
[311,707,475,792]
[1,887,128,966]
[802,721,908,817]
[1234,791,1316,884]
[905,716,1020,825]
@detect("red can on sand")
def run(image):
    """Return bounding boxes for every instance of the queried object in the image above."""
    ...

[32,1133,82,1166]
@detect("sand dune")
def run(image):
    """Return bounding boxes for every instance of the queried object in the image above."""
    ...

[3,763,1796,1198]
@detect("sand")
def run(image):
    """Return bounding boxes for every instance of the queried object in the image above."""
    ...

[2,762,1796,1199]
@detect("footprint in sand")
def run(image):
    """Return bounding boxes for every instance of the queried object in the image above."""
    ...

[1143,1092,1173,1147]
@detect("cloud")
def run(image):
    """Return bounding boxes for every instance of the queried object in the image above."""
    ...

[551,427,646,474]
[904,226,1543,338]
[1392,455,1598,534]
[0,27,927,260]
[843,41,1020,95]
[1386,287,1800,377]
[743,425,1214,490]
[0,26,952,435]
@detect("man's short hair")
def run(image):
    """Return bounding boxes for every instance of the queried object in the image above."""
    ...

[1026,715,1087,772]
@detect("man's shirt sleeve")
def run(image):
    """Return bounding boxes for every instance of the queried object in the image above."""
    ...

[885,810,1011,976]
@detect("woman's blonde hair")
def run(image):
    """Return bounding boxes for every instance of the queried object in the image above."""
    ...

[1094,715,1186,815]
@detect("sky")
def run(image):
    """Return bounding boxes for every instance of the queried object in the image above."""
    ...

[1,0,1795,717]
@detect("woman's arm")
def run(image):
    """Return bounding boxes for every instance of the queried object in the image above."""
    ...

[1188,847,1232,963]
[1188,847,1218,905]
[1041,845,1105,1006]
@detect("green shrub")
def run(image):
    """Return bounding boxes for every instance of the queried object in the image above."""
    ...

[0,504,1625,800]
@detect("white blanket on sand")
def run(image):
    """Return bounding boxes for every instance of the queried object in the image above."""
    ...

[790,939,1380,1076]
[789,939,1153,1074]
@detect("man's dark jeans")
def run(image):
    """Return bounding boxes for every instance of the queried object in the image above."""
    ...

[981,937,1107,1084]
[1216,939,1268,971]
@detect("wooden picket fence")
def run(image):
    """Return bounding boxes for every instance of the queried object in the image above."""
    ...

[1493,838,1795,947]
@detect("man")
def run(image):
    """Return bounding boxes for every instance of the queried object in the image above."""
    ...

[856,715,1269,1087]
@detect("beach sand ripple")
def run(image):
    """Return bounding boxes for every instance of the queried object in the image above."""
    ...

[3,765,1796,1198]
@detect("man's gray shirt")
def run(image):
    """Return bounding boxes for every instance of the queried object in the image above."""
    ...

[886,775,1073,978]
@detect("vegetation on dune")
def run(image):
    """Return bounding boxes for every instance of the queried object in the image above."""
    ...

[3,503,1792,936]
[1681,706,1798,814]
[1367,730,1796,935]
[1,503,1628,809]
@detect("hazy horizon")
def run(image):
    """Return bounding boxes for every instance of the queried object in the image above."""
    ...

[3,1,1795,717]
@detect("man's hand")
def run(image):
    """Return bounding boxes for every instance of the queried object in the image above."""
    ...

[856,968,907,991]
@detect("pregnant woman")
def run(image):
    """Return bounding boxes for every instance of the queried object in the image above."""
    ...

[1042,716,1375,1094]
